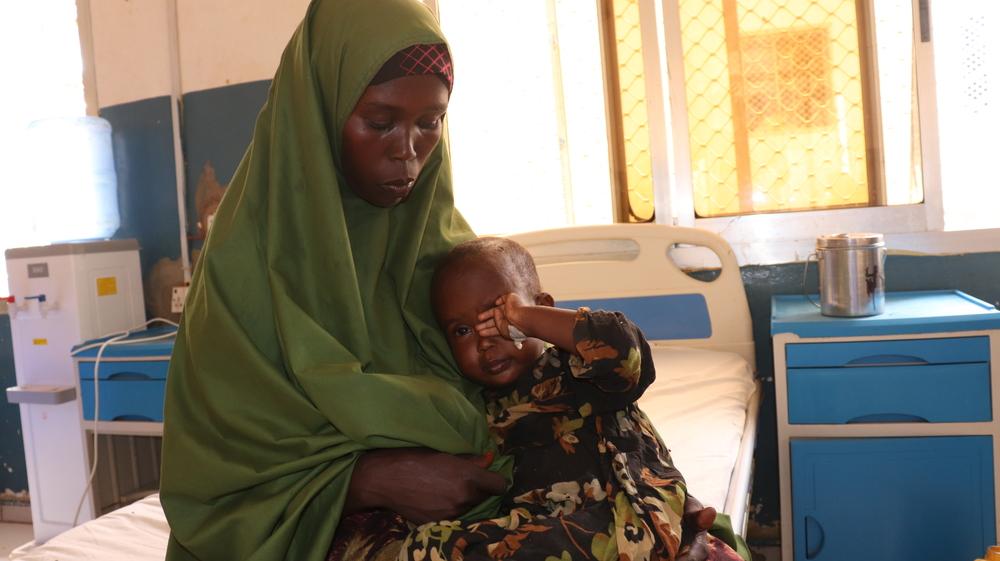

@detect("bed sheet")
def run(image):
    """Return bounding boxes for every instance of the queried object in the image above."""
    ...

[11,349,754,560]
[10,493,168,561]
[641,346,757,512]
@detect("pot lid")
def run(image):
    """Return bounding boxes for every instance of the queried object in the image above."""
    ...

[816,232,884,249]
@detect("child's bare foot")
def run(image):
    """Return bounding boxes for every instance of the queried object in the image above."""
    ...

[678,495,717,561]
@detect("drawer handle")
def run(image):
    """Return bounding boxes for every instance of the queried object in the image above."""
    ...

[112,414,155,422]
[805,515,825,559]
[846,354,929,366]
[847,413,930,424]
[106,372,152,381]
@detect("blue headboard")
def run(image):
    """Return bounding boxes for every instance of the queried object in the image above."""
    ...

[558,294,711,340]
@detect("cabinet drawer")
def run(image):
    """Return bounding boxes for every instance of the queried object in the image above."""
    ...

[77,360,169,381]
[79,380,165,421]
[787,363,991,423]
[786,336,989,368]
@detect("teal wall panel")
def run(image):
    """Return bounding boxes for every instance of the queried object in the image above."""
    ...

[181,80,270,242]
[0,315,28,495]
[100,96,181,277]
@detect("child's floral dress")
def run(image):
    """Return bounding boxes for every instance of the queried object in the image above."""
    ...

[398,309,745,561]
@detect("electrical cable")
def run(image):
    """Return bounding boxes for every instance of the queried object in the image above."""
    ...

[69,318,179,356]
[70,317,178,526]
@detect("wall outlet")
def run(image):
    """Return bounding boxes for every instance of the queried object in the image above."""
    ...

[171,285,189,314]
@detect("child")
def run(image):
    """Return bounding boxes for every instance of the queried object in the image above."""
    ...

[399,237,744,561]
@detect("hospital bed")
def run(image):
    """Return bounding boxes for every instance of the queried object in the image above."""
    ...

[11,223,760,560]
[510,224,759,528]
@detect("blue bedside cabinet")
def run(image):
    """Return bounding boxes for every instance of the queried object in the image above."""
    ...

[72,326,174,515]
[772,291,1000,561]
[73,325,175,434]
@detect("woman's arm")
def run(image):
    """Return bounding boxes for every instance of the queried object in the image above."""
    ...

[344,448,507,524]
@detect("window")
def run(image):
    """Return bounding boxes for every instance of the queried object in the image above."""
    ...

[437,0,613,236]
[0,1,94,291]
[604,0,925,222]
[933,3,1000,231]
[434,1,997,260]
[601,0,656,222]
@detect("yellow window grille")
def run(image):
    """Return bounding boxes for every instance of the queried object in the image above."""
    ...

[679,0,876,217]
[742,27,834,133]
[601,0,655,222]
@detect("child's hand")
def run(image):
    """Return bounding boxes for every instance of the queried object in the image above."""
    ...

[476,293,529,341]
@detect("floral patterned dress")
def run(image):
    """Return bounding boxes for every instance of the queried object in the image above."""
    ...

[398,309,744,561]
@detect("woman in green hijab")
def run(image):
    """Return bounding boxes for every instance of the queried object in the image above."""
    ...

[160,1,508,560]
[159,0,743,559]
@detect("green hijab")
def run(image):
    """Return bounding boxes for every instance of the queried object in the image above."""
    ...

[160,1,504,559]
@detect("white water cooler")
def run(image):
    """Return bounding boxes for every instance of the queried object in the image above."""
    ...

[4,240,144,543]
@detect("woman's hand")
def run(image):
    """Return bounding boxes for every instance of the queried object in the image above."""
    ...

[345,448,507,525]
[677,494,716,561]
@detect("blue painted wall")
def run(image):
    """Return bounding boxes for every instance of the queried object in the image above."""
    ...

[182,79,271,238]
[100,96,182,278]
[97,82,270,268]
[0,316,28,495]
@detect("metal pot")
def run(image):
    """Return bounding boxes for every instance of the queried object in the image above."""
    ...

[816,233,886,317]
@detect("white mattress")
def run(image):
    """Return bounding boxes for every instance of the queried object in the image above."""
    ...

[640,346,757,512]
[11,348,755,560]
[10,493,168,560]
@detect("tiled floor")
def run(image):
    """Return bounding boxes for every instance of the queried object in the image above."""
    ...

[0,523,33,561]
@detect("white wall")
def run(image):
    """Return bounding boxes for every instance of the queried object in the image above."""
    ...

[176,0,309,93]
[86,0,172,108]
[83,0,308,108]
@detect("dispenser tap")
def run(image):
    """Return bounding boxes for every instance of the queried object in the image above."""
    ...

[21,294,51,317]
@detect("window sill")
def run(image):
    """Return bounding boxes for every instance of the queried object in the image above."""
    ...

[668,204,1000,266]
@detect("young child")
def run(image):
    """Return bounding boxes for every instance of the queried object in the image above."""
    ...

[399,237,744,561]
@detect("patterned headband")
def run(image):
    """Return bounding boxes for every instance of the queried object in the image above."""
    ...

[370,43,454,91]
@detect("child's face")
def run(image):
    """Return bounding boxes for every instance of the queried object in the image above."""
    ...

[433,260,545,388]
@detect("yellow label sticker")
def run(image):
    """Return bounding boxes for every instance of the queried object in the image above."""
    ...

[96,277,118,297]
[32,339,48,346]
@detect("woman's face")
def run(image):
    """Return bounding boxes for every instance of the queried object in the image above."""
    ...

[341,74,449,207]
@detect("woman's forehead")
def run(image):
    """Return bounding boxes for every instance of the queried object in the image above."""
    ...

[355,75,449,114]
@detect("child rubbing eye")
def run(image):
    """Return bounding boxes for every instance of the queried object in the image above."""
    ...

[395,237,745,561]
